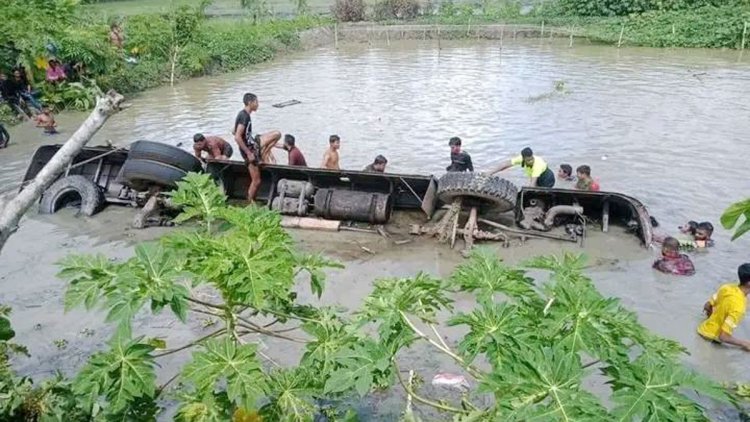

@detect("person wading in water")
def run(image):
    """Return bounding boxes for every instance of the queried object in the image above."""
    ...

[488,147,555,187]
[233,92,281,201]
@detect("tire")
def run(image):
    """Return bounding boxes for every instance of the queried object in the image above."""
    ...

[437,172,518,212]
[39,175,104,216]
[128,140,202,173]
[121,158,188,191]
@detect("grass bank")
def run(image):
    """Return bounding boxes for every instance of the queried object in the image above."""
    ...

[400,5,750,49]
[1,0,328,124]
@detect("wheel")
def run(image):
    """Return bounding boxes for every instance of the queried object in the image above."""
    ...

[39,175,104,216]
[437,172,518,212]
[120,158,188,191]
[128,140,202,173]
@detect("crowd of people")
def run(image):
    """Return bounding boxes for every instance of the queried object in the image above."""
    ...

[0,59,76,133]
[193,93,608,201]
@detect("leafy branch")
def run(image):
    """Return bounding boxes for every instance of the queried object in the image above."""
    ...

[721,198,750,240]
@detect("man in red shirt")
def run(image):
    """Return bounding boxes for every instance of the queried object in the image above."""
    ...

[283,134,307,167]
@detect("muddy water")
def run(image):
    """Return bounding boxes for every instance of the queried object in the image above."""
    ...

[1,39,750,419]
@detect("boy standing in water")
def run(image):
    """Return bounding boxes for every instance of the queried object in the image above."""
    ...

[321,135,341,170]
[35,107,57,134]
[446,137,473,172]
[652,237,695,276]
[558,164,575,181]
[698,264,750,351]
[575,165,599,191]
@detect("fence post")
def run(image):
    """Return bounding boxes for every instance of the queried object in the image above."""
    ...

[569,26,574,48]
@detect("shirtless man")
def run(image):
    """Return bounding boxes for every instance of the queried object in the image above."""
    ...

[321,135,341,170]
[233,92,282,201]
[35,107,57,134]
[193,133,233,160]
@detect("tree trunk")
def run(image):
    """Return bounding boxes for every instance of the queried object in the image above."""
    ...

[0,90,125,254]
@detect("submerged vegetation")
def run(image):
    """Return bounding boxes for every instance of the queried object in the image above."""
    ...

[0,174,738,420]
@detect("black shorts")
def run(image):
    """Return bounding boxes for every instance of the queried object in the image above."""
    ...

[240,137,261,164]
[536,167,555,188]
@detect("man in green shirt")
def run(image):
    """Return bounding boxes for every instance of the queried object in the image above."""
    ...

[488,147,555,187]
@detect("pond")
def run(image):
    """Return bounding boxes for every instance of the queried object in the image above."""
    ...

[1,38,749,419]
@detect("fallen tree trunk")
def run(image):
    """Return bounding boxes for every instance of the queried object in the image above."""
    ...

[0,90,125,254]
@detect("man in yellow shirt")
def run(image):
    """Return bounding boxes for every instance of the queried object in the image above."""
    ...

[488,147,555,187]
[698,264,750,350]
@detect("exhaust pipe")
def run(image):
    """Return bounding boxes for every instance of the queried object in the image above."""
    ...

[544,205,584,228]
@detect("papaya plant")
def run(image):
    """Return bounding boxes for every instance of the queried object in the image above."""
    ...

[722,198,750,240]
[0,173,735,420]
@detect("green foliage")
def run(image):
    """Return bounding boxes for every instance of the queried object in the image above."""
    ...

[182,337,265,410]
[1,179,735,420]
[73,335,157,418]
[552,0,745,16]
[373,0,422,20]
[1,1,321,124]
[721,198,750,240]
[323,340,391,397]
[332,0,366,22]
[169,172,227,231]
[39,80,101,112]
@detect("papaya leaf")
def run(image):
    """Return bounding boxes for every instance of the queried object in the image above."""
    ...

[731,217,750,241]
[175,390,233,422]
[58,254,119,311]
[73,336,156,416]
[261,368,318,422]
[606,354,728,422]
[450,250,538,303]
[182,337,265,410]
[295,253,343,298]
[483,345,608,421]
[720,198,750,229]
[448,301,532,365]
[357,273,452,351]
[300,310,357,376]
[323,340,391,398]
[169,172,227,230]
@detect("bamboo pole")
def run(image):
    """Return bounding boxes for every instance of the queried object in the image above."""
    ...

[437,24,441,50]
[500,26,504,49]
[742,22,748,51]
[540,20,544,38]
[617,24,625,48]
[386,28,390,46]
[467,17,471,37]
[334,23,338,49]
